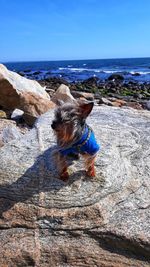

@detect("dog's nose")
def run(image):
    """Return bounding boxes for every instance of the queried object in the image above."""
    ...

[51,121,56,129]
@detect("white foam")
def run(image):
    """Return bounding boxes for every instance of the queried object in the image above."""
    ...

[130,71,150,75]
[59,67,101,72]
[102,70,119,74]
[58,67,150,75]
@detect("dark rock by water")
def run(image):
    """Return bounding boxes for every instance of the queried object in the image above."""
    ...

[39,77,69,90]
[132,72,141,76]
[107,73,124,81]
[82,76,100,87]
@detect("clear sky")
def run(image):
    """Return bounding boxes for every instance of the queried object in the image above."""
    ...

[0,0,150,62]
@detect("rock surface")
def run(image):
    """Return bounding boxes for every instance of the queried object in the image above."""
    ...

[145,100,150,110]
[1,124,23,144]
[0,119,29,147]
[71,90,94,101]
[19,92,55,126]
[11,108,24,120]
[51,84,77,105]
[0,64,55,125]
[0,106,150,266]
[0,110,7,118]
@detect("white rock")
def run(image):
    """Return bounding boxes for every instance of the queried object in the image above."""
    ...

[51,84,77,105]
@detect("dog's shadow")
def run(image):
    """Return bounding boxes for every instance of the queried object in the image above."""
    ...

[0,145,89,218]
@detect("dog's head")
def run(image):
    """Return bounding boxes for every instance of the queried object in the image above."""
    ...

[51,101,94,146]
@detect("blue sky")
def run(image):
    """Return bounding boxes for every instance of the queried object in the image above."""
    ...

[0,0,150,62]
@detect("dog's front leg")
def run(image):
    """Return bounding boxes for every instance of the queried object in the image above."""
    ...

[83,154,96,177]
[55,152,69,181]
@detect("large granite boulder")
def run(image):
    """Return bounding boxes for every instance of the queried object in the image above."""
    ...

[0,106,150,266]
[0,64,55,125]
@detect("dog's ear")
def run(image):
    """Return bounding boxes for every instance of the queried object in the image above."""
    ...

[78,101,94,118]
[56,99,65,106]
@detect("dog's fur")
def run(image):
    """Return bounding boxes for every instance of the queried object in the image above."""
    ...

[51,101,98,181]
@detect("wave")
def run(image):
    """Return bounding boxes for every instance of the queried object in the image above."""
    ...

[58,67,150,75]
[58,67,118,73]
[21,67,150,78]
[130,71,150,75]
[58,67,96,72]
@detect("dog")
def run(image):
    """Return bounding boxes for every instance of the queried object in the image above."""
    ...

[51,101,100,181]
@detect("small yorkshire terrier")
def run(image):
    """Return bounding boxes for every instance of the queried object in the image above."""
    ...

[51,101,100,181]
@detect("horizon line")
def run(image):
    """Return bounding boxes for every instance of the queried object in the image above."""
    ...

[2,56,150,64]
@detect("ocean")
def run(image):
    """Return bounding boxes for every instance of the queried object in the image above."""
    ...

[4,57,150,83]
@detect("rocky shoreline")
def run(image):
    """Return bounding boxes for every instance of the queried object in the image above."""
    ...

[38,75,150,110]
[0,64,150,147]
[16,68,150,110]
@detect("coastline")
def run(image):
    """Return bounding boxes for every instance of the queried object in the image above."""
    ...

[3,58,150,110]
[38,75,150,110]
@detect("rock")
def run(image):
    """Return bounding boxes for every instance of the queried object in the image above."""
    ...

[23,69,31,73]
[128,81,137,85]
[39,77,69,90]
[82,76,100,88]
[0,106,149,266]
[98,97,113,106]
[108,87,117,93]
[17,71,25,76]
[94,93,102,100]
[32,71,41,75]
[1,125,23,144]
[144,100,150,110]
[132,72,141,76]
[0,118,29,148]
[83,92,94,101]
[0,64,50,110]
[45,88,55,98]
[133,93,144,99]
[0,110,7,118]
[108,73,124,81]
[0,64,53,125]
[125,101,143,110]
[111,99,127,107]
[11,109,24,121]
[51,84,77,105]
[118,95,135,102]
[71,90,94,101]
[19,92,55,126]
[111,102,122,108]
[0,119,18,147]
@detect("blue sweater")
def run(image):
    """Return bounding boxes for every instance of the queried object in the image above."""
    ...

[59,125,100,156]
